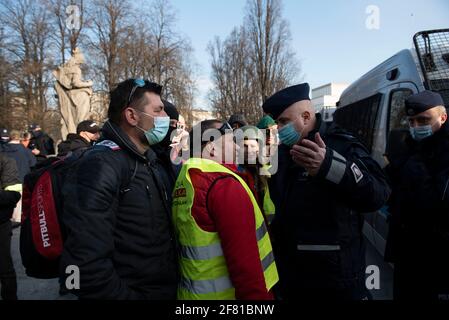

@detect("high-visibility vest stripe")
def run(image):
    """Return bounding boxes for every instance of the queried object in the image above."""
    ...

[180,275,233,295]
[261,251,275,271]
[180,243,224,260]
[256,222,268,241]
[172,158,279,300]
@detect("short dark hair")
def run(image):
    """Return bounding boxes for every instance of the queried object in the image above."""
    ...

[108,79,163,125]
[189,119,222,157]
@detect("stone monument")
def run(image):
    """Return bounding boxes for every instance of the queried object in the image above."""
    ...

[53,48,93,139]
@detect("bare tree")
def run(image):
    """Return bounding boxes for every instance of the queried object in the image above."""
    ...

[144,0,195,125]
[87,0,196,124]
[208,0,300,124]
[88,0,131,91]
[246,0,298,103]
[0,0,198,130]
[0,0,53,126]
[45,0,87,64]
[209,27,260,123]
[0,27,12,128]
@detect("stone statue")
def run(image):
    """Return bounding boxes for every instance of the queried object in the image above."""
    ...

[53,48,93,139]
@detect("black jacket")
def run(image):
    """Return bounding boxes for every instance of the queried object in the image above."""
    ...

[57,134,91,157]
[2,143,36,182]
[0,152,21,189]
[60,120,178,300]
[270,114,391,299]
[29,130,55,156]
[385,121,449,299]
[0,190,21,223]
[0,153,21,223]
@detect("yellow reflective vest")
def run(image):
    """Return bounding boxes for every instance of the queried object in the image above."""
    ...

[172,158,279,300]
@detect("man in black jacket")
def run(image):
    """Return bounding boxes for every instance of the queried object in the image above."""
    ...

[60,79,178,300]
[0,153,21,300]
[57,120,100,157]
[28,124,55,158]
[263,83,391,300]
[385,90,449,300]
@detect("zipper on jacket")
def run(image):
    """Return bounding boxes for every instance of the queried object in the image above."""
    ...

[443,178,449,201]
[145,185,152,200]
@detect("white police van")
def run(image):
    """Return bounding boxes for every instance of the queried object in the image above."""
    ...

[334,29,449,255]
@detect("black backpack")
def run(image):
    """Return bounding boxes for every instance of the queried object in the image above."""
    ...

[20,141,136,279]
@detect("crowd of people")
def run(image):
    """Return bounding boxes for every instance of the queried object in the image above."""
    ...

[0,78,448,301]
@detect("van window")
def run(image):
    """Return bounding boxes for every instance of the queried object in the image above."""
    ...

[334,93,382,152]
[413,29,449,107]
[388,89,413,132]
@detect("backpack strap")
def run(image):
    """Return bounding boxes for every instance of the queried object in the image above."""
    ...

[119,156,138,196]
[93,140,137,195]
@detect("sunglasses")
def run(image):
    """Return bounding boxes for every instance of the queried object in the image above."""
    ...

[127,79,162,107]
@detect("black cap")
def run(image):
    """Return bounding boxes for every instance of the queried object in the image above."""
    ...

[262,83,311,120]
[77,120,100,134]
[29,123,40,131]
[405,90,445,116]
[0,128,9,139]
[162,99,179,121]
[228,114,248,128]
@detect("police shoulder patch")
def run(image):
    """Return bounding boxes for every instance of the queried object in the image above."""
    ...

[95,140,121,151]
[350,163,364,183]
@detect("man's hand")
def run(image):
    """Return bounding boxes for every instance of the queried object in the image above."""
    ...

[290,132,326,176]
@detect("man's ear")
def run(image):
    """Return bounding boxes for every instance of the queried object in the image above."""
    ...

[441,112,448,124]
[302,111,311,124]
[124,108,139,126]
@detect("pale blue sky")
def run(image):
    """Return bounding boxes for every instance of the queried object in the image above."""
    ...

[168,0,449,108]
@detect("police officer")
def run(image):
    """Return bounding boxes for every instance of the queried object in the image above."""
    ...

[385,90,449,300]
[263,83,391,300]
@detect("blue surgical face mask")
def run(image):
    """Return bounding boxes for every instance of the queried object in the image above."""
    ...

[409,124,433,141]
[278,121,301,147]
[135,110,170,145]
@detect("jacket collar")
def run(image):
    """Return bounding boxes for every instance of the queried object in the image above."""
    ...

[102,120,158,163]
[67,133,89,144]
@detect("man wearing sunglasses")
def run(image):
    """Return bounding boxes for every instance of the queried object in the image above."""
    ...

[60,79,178,300]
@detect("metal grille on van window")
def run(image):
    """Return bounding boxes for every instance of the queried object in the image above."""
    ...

[333,93,382,153]
[414,29,449,107]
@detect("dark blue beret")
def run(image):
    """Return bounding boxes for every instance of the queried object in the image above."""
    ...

[405,90,445,116]
[262,83,310,120]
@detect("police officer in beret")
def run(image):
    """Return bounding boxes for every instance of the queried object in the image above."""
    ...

[263,83,391,300]
[385,90,449,300]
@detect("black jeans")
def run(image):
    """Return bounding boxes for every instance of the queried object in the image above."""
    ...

[0,220,17,300]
